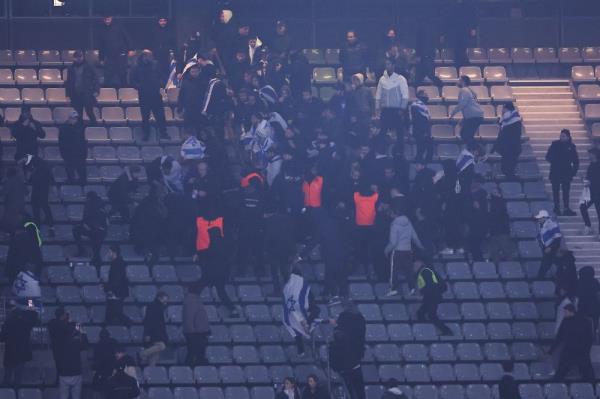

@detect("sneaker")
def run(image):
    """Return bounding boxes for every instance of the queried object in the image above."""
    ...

[386,290,399,297]
[563,208,576,216]
[439,248,454,255]
[582,226,593,235]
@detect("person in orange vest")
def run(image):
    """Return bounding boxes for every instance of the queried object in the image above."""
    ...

[302,166,324,210]
[193,208,239,318]
[353,181,379,271]
[240,168,265,189]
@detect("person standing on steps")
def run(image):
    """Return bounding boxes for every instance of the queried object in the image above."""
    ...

[449,75,483,145]
[546,129,579,216]
[580,148,600,237]
[535,209,563,279]
[414,260,453,336]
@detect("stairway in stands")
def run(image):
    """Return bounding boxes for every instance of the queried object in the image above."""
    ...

[513,81,600,269]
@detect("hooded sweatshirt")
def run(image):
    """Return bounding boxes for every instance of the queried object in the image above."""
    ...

[384,215,424,255]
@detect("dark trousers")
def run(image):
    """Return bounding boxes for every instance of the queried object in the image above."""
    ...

[237,226,264,275]
[73,224,106,265]
[538,242,560,278]
[65,159,87,185]
[414,133,434,163]
[354,226,376,269]
[581,200,600,230]
[103,55,128,88]
[460,117,483,144]
[3,363,24,387]
[105,298,129,325]
[501,153,519,178]
[417,298,451,334]
[340,366,365,399]
[467,226,485,261]
[552,179,572,211]
[390,250,413,290]
[184,333,209,366]
[140,95,167,139]
[380,108,405,140]
[324,257,348,298]
[196,254,235,311]
[554,352,594,382]
[70,94,97,124]
[32,199,54,227]
[416,55,436,85]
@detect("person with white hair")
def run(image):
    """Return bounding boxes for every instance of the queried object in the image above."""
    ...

[535,209,563,278]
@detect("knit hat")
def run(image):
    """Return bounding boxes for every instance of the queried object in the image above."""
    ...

[352,73,364,85]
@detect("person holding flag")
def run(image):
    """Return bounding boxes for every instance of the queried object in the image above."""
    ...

[535,209,563,278]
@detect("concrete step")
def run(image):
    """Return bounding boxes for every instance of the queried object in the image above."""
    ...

[518,106,579,112]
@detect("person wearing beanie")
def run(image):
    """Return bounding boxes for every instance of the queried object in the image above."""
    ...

[65,50,99,124]
[546,129,579,216]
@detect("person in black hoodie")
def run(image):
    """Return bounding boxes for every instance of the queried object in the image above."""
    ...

[302,374,330,399]
[498,361,521,399]
[555,249,577,297]
[329,300,366,399]
[140,291,169,366]
[130,186,167,266]
[199,63,231,130]
[73,191,107,266]
[580,148,600,235]
[487,188,515,263]
[411,90,434,163]
[104,356,140,399]
[264,204,296,293]
[177,64,205,131]
[130,50,168,141]
[48,309,88,399]
[546,129,579,216]
[107,166,139,222]
[98,16,132,88]
[25,156,55,233]
[153,17,177,85]
[493,102,522,179]
[58,110,87,184]
[576,266,600,340]
[91,327,118,394]
[340,30,369,79]
[0,306,38,388]
[7,214,43,282]
[270,20,293,60]
[65,50,99,124]
[236,175,266,276]
[288,49,312,99]
[11,106,45,161]
[104,245,131,325]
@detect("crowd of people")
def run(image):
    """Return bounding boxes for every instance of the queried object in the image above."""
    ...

[1,6,600,399]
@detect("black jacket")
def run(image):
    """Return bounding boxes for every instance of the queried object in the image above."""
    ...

[106,256,129,299]
[92,336,119,380]
[143,299,168,344]
[48,320,88,376]
[0,309,38,367]
[493,121,522,158]
[498,374,521,399]
[577,266,600,318]
[302,385,330,399]
[82,196,108,231]
[12,117,45,160]
[7,222,43,280]
[108,172,136,208]
[488,194,511,236]
[130,195,166,248]
[546,139,579,182]
[105,370,140,399]
[65,61,99,99]
[29,158,53,204]
[98,23,131,60]
[177,74,205,114]
[329,310,366,372]
[586,160,600,202]
[59,121,87,164]
[551,313,593,355]
[340,41,369,76]
[130,59,163,101]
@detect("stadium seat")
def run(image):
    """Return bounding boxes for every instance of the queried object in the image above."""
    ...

[558,47,582,63]
[0,50,14,67]
[0,68,14,85]
[312,67,336,84]
[38,50,62,67]
[431,124,456,139]
[511,47,533,63]
[15,68,38,85]
[39,69,63,85]
[459,66,483,83]
[582,47,600,63]
[435,67,458,84]
[471,86,490,102]
[15,50,38,66]
[173,387,198,399]
[22,88,46,105]
[417,86,441,103]
[441,86,459,102]
[488,48,510,64]
[97,88,118,105]
[584,104,600,121]
[490,86,513,102]
[467,48,488,64]
[119,88,139,105]
[572,65,596,83]
[0,88,22,105]
[102,107,126,124]
[534,47,558,63]
[149,388,173,399]
[324,48,340,65]
[483,66,507,83]
[578,84,600,101]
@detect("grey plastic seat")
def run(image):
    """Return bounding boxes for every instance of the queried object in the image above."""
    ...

[572,65,596,82]
[462,323,487,340]
[250,387,274,399]
[117,146,142,162]
[198,387,224,399]
[85,127,109,143]
[460,66,484,83]
[437,143,460,159]
[168,366,194,385]
[231,325,256,343]
[388,323,414,341]
[101,107,126,124]
[430,364,455,382]
[0,69,14,85]
[512,47,534,63]
[435,67,458,84]
[0,50,14,66]
[518,241,542,259]
[506,202,530,219]
[193,365,220,384]
[429,105,448,121]
[207,346,232,364]
[429,343,456,362]
[224,387,249,399]
[414,385,439,399]
[486,322,512,340]
[511,221,538,238]
[144,366,169,384]
[245,305,272,323]
[173,387,198,399]
[466,384,492,399]
[374,343,401,362]
[15,50,38,66]
[543,383,569,399]
[244,365,270,384]
[461,303,487,320]
[413,323,438,341]
[479,282,505,299]
[127,265,152,283]
[109,126,134,143]
[472,262,497,279]
[73,265,99,283]
[512,302,539,320]
[312,67,336,84]
[148,388,173,399]
[453,282,479,300]
[46,265,74,284]
[366,324,389,342]
[488,48,510,63]
[349,282,375,299]
[532,281,555,298]
[454,364,480,382]
[18,388,42,399]
[402,343,428,362]
[511,342,538,361]
[56,286,81,303]
[39,69,62,85]
[456,343,484,361]
[438,303,461,321]
[22,88,45,105]
[505,281,532,299]
[499,182,524,199]
[569,383,595,399]
[259,345,286,364]
[445,262,472,280]
[97,88,118,105]
[118,88,139,104]
[152,265,178,283]
[92,146,117,162]
[82,285,106,303]
[0,88,22,105]
[404,364,430,382]
[382,303,409,321]
[134,285,157,303]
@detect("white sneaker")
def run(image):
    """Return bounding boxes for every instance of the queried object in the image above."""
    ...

[440,248,454,255]
[386,290,399,297]
[582,226,593,235]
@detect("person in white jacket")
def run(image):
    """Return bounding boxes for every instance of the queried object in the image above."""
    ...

[384,206,424,296]
[375,59,409,142]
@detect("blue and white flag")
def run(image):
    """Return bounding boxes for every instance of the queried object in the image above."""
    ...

[12,270,41,298]
[456,148,475,173]
[165,58,179,90]
[538,218,562,248]
[282,273,311,338]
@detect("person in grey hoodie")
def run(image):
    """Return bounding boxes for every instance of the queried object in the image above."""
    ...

[449,75,483,144]
[384,205,424,296]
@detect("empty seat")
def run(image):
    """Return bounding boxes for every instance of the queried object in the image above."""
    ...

[102,107,126,124]
[512,48,534,63]
[38,50,62,67]
[483,66,507,83]
[324,48,340,64]
[245,366,270,384]
[118,88,139,104]
[125,107,142,123]
[491,86,513,102]
[14,69,38,85]
[312,67,336,84]
[471,86,490,102]
[466,384,492,399]
[558,47,581,63]
[582,47,600,63]
[39,69,63,85]
[584,104,600,121]
[467,48,488,64]
[577,84,600,101]
[173,387,198,399]
[97,88,118,105]
[0,88,22,105]
[0,50,14,67]
[219,365,246,384]
[22,88,46,104]
[404,364,430,382]
[459,66,483,83]
[417,86,441,103]
[488,48,510,64]
[148,388,173,399]
[303,49,325,64]
[441,86,460,102]
[572,66,596,83]
[431,124,456,139]
[534,47,558,63]
[430,364,455,382]
[15,50,38,66]
[435,67,458,83]
[0,69,14,85]
[85,127,109,143]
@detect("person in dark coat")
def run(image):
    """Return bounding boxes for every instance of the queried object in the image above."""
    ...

[140,291,169,366]
[270,20,292,60]
[0,307,38,387]
[65,51,99,124]
[91,327,119,394]
[98,16,132,88]
[329,300,366,399]
[182,283,211,366]
[340,30,369,79]
[199,63,231,130]
[130,186,167,266]
[264,204,296,293]
[48,308,88,399]
[288,49,312,98]
[130,50,168,140]
[302,374,330,399]
[549,303,594,382]
[555,249,577,297]
[107,165,139,222]
[576,266,600,338]
[236,175,266,276]
[104,245,131,325]
[58,110,87,184]
[1,166,27,234]
[11,106,45,161]
[498,361,521,399]
[580,148,600,235]
[493,102,522,179]
[6,215,42,282]
[153,17,177,85]
[415,261,452,335]
[546,129,579,215]
[104,358,140,399]
[177,64,205,131]
[276,377,301,399]
[26,156,54,232]
[73,191,107,266]
[487,188,515,263]
[411,90,434,163]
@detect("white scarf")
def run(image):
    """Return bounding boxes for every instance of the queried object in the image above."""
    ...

[500,109,521,129]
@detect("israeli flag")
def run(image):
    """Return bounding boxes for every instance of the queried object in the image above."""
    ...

[165,58,179,90]
[282,273,311,338]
